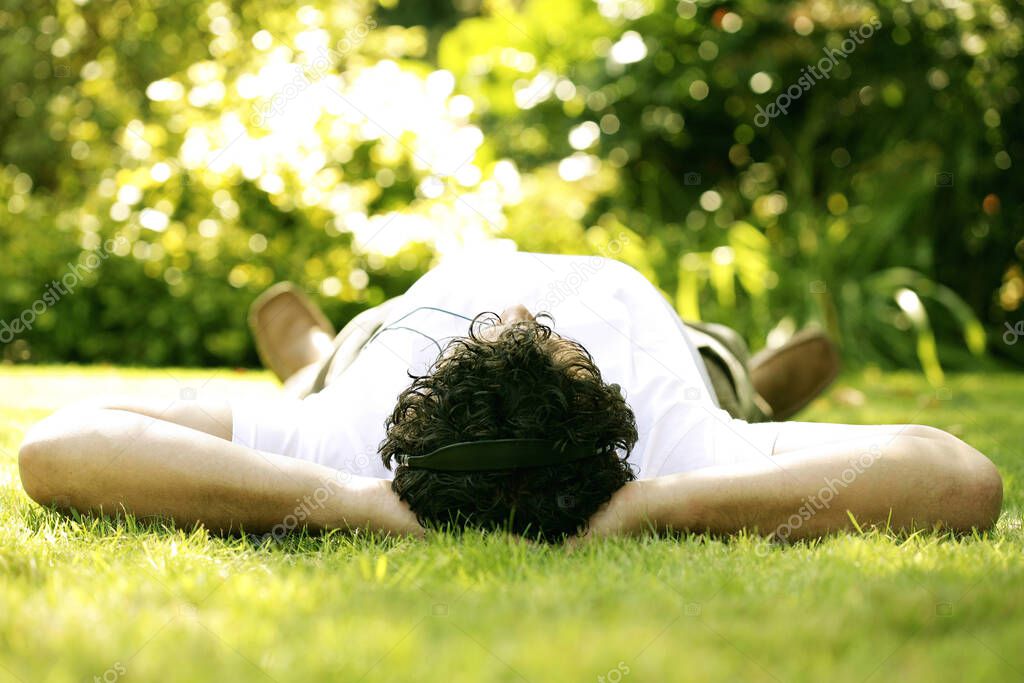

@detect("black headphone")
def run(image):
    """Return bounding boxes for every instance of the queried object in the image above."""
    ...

[395,439,613,471]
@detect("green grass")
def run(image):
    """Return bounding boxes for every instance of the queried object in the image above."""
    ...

[1,366,1022,683]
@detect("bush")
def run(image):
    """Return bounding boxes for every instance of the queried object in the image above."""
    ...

[0,0,1020,373]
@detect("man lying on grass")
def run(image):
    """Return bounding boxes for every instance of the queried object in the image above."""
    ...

[17,251,1003,543]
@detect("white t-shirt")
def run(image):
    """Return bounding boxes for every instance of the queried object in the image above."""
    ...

[232,251,780,479]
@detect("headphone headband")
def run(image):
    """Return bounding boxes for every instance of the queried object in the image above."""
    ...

[396,438,609,471]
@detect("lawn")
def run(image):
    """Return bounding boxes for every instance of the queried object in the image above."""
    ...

[1,366,1022,683]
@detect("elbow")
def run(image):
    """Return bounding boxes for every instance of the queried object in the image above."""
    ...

[961,453,1003,532]
[18,413,82,509]
[18,428,57,506]
[924,427,1003,532]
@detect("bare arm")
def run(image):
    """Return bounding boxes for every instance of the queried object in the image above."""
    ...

[584,424,1002,540]
[51,394,236,440]
[18,405,423,537]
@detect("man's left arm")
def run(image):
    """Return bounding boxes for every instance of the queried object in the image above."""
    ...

[583,424,1002,540]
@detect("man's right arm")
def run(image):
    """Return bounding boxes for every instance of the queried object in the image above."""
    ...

[18,406,423,537]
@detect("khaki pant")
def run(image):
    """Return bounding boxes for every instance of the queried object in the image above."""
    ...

[685,321,771,422]
[301,297,770,423]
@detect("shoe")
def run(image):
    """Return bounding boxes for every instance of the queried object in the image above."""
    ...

[749,328,840,420]
[248,283,336,382]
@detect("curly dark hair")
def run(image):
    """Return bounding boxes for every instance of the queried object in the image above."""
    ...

[379,313,638,543]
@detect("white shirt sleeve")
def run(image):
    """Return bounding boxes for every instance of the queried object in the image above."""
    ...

[706,415,782,469]
[638,402,782,477]
[231,397,317,460]
[230,395,395,479]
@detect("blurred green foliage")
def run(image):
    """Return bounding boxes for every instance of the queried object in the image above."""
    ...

[0,0,1021,374]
